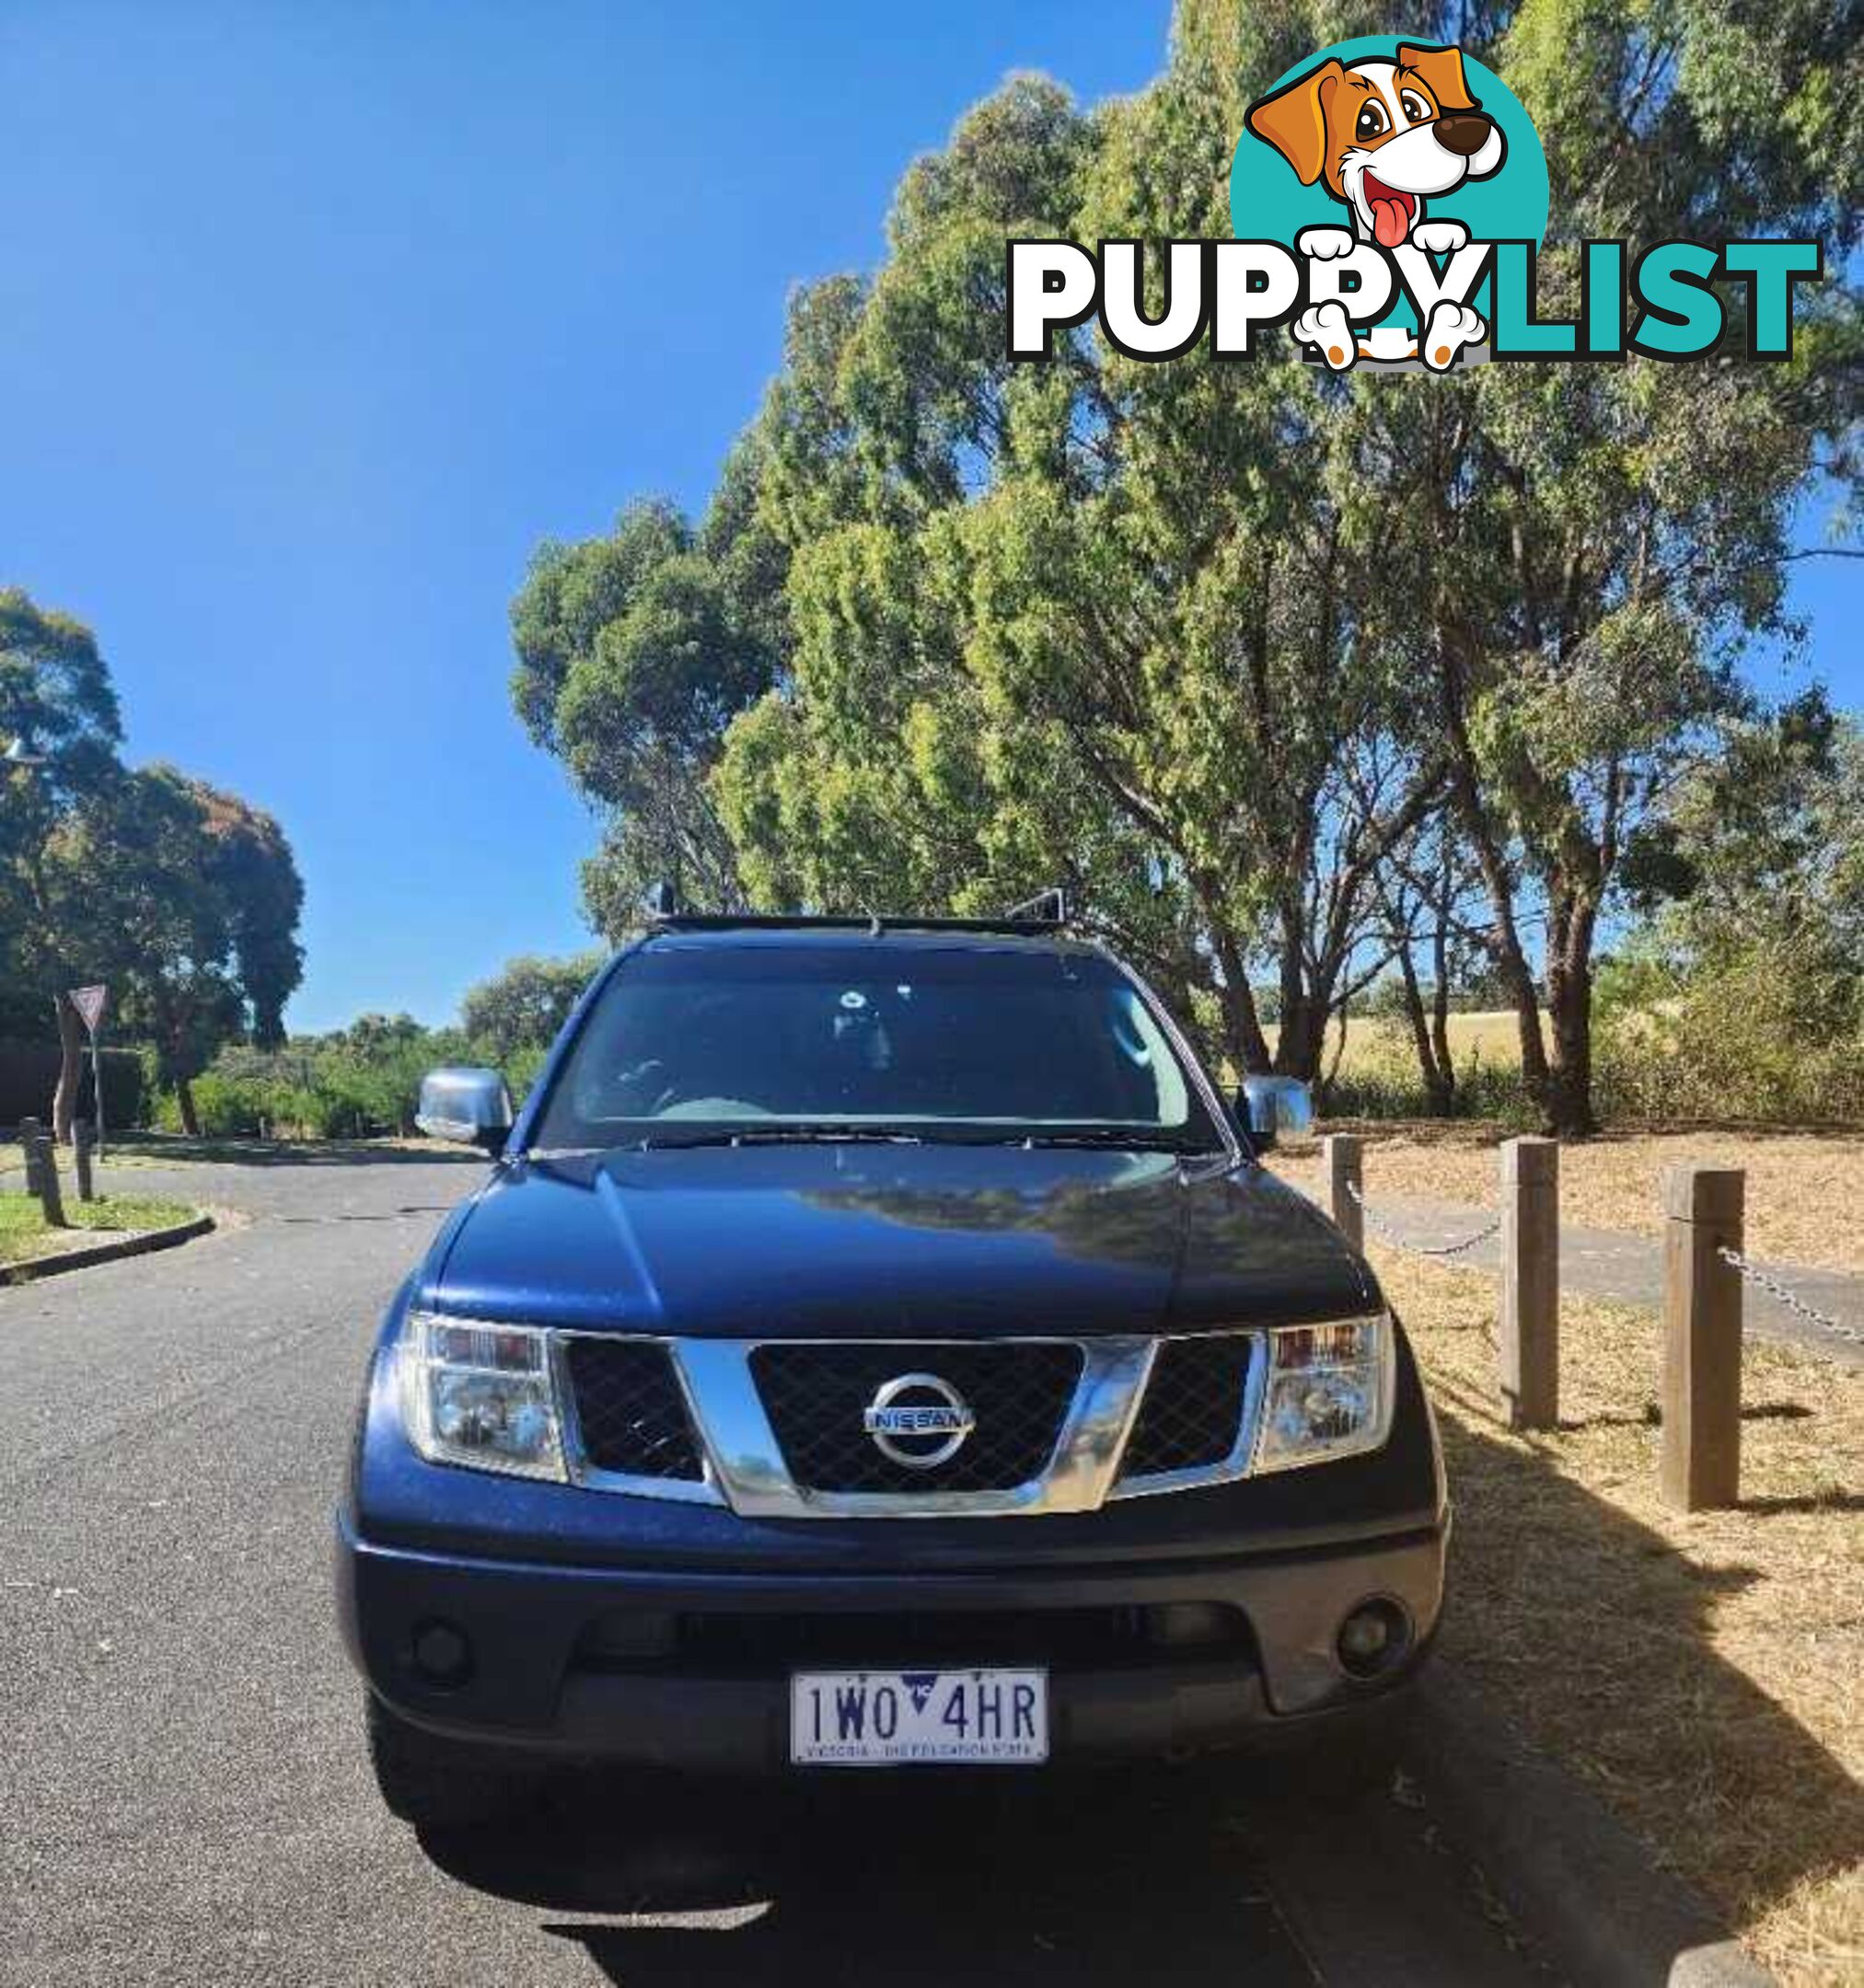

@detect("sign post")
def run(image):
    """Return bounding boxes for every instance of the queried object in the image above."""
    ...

[70,984,109,1162]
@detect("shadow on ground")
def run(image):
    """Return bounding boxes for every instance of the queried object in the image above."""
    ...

[415,1405,1863,1982]
[423,1765,1318,1987]
[1555,1399,1813,1433]
[1432,1394,1864,1959]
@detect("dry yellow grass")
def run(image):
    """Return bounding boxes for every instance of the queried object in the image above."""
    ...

[1264,1008,1531,1077]
[1272,1127,1864,1276]
[1343,1006,1530,1069]
[1380,1250,1864,1987]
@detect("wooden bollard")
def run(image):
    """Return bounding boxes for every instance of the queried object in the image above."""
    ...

[1499,1137,1559,1430]
[73,1120,96,1202]
[35,1130,66,1226]
[1326,1134,1363,1250]
[1661,1165,1745,1511]
[21,1116,65,1227]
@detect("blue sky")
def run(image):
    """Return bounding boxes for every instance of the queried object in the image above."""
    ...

[1,3,1853,1034]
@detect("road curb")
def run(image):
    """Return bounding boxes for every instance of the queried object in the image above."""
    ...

[1,1211,215,1285]
[1407,1664,1776,1987]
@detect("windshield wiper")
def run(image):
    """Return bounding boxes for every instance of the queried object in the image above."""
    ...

[944,1128,1218,1154]
[1025,1132,1216,1154]
[634,1125,925,1150]
[623,1125,1216,1154]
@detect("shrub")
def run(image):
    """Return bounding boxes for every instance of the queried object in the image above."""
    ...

[151,1022,553,1141]
[504,1041,550,1104]
[1321,1058,1534,1125]
[1595,941,1864,1125]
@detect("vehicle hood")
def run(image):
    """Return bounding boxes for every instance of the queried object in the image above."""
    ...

[423,1144,1375,1337]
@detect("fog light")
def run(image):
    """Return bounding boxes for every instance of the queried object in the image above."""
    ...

[1337,1599,1408,1678]
[411,1618,472,1686]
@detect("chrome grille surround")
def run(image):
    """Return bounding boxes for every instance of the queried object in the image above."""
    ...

[533,1319,1387,1518]
[1106,1331,1268,1502]
[674,1335,1157,1519]
[551,1331,724,1506]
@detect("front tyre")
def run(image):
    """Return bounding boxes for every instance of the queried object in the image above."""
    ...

[365,1694,544,1832]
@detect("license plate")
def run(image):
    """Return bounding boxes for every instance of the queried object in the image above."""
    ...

[790,1668,1048,1765]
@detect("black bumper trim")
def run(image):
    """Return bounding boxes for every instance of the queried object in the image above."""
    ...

[336,1508,1446,1768]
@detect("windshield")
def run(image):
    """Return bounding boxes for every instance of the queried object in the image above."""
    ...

[531,942,1223,1150]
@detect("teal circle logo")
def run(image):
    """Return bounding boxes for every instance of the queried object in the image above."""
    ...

[1230,37,1546,357]
[1232,37,1546,249]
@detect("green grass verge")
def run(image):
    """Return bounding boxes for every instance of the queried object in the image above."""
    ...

[0,1190,201,1267]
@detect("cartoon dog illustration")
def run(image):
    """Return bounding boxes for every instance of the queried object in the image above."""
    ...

[1246,43,1504,369]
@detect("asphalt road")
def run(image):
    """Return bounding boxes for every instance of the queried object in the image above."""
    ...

[2,1146,1549,1988]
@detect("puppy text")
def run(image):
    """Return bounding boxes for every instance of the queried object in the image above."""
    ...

[1006,237,1822,370]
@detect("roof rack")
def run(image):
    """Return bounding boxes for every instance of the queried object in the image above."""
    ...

[1004,886,1068,925]
[640,884,1071,936]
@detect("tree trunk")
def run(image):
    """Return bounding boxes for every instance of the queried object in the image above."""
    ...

[1273,988,1327,1081]
[176,1074,202,1138]
[1319,996,1352,1107]
[1445,763,1550,1110]
[1543,900,1599,1136]
[1544,1027,1594,1135]
[52,991,84,1144]
[1207,922,1271,1075]
[1395,941,1454,1115]
[1270,896,1328,1081]
[1435,626,1554,1117]
[1447,799,1555,1116]
[1430,906,1455,1111]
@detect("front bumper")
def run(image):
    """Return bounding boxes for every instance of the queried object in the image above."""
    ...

[336,1507,1445,1768]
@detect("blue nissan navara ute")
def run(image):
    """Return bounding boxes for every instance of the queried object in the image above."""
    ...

[336,897,1447,1827]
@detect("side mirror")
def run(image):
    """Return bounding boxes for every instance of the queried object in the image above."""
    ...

[416,1066,514,1155]
[1235,1075,1314,1152]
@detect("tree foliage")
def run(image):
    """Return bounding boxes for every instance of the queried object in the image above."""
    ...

[460,950,606,1062]
[51,765,306,1131]
[1595,703,1864,1120]
[510,454,789,932]
[1,592,306,1134]
[514,0,1861,1130]
[0,589,124,1001]
[1340,0,1863,1127]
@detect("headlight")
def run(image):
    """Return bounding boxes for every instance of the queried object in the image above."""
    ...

[1253,1314,1395,1472]
[399,1313,566,1481]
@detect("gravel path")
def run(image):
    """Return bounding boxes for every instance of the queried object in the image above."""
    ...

[1355,1191,1864,1369]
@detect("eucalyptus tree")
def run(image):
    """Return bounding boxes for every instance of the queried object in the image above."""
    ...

[712,60,1440,1077]
[1316,0,1864,1131]
[509,440,789,935]
[1626,700,1864,1065]
[461,950,607,1062]
[54,766,305,1135]
[522,0,1858,1123]
[0,589,125,1135]
[3,593,306,1133]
